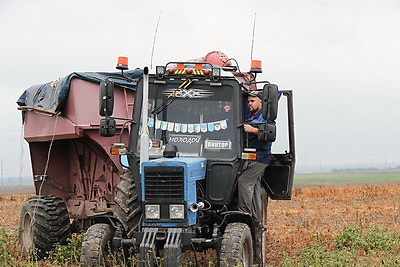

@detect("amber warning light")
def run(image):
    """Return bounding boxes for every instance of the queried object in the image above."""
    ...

[110,143,128,155]
[116,56,129,70]
[250,60,262,73]
[242,148,257,160]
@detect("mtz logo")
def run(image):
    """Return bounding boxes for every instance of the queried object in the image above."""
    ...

[162,88,213,98]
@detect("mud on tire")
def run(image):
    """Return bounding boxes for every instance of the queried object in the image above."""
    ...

[114,170,141,237]
[219,222,253,267]
[19,195,71,258]
[80,223,115,266]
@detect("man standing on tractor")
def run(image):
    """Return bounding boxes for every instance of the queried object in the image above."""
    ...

[238,93,272,227]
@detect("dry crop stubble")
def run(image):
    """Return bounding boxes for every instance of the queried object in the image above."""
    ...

[0,194,30,234]
[0,184,399,266]
[266,184,400,265]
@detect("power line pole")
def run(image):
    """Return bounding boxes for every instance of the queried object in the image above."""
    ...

[385,153,387,169]
[1,159,3,191]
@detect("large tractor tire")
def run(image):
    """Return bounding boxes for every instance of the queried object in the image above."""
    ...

[19,195,71,258]
[219,222,253,267]
[80,223,115,266]
[114,170,141,238]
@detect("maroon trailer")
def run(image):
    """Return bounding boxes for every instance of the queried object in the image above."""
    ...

[17,72,138,257]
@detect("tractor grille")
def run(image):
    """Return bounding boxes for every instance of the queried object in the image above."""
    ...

[144,166,184,200]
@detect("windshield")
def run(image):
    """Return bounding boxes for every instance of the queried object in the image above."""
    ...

[137,80,238,160]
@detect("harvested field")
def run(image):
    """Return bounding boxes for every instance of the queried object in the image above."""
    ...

[1,184,399,266]
[0,194,30,234]
[266,184,400,265]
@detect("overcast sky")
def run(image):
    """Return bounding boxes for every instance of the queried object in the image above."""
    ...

[1,0,400,179]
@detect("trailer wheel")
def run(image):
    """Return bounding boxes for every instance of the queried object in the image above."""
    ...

[19,195,71,258]
[219,222,253,267]
[80,223,115,266]
[114,170,141,237]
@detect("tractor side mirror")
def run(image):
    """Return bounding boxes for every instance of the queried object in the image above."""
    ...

[99,118,116,137]
[258,123,276,142]
[99,80,114,116]
[262,84,279,121]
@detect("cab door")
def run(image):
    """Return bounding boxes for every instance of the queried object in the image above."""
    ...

[261,90,296,200]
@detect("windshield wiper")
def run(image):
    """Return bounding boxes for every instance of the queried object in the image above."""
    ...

[152,79,193,115]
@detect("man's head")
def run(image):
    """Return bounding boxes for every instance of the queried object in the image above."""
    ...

[247,95,262,113]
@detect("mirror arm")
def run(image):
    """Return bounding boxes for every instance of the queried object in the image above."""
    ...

[120,69,133,82]
[105,74,132,83]
[106,117,136,123]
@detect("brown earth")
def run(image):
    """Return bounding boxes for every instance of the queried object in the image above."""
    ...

[266,184,400,265]
[0,194,31,234]
[1,184,399,266]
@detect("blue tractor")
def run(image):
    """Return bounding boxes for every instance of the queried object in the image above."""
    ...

[80,57,296,266]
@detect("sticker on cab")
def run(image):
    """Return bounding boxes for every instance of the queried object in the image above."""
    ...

[204,139,232,150]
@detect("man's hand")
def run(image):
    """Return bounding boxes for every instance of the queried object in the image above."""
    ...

[243,124,258,134]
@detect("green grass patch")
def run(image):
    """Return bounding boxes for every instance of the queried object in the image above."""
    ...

[1,224,399,266]
[0,229,39,266]
[295,171,400,184]
[46,234,83,266]
[282,225,400,266]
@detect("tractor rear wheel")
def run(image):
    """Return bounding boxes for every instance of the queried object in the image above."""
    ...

[114,170,141,237]
[253,189,269,266]
[219,222,253,267]
[19,195,71,258]
[260,189,268,265]
[80,223,115,266]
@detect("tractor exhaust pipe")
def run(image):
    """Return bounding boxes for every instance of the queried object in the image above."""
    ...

[189,202,205,212]
[140,67,150,171]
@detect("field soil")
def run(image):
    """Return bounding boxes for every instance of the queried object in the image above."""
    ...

[266,184,400,265]
[1,184,399,266]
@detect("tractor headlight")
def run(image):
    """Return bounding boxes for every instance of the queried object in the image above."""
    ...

[169,204,184,219]
[145,205,160,219]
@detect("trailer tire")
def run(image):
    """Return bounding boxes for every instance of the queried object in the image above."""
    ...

[80,223,115,266]
[114,170,141,237]
[19,195,71,258]
[219,222,253,267]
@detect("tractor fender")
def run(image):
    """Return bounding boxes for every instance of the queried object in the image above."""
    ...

[220,211,257,234]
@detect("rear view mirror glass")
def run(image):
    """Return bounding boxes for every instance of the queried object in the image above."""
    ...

[262,84,278,121]
[99,80,114,116]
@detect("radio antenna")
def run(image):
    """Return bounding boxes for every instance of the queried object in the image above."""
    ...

[250,13,257,61]
[150,11,162,70]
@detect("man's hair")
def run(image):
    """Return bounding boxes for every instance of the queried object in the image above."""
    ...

[246,91,262,100]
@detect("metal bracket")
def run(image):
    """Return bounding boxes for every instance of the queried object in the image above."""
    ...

[139,228,158,267]
[163,228,183,267]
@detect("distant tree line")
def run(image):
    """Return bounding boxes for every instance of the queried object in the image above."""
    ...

[332,166,400,172]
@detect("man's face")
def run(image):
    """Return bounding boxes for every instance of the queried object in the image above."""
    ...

[247,95,262,113]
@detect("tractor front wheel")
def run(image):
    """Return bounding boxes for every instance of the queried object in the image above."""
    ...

[80,223,115,266]
[219,222,253,267]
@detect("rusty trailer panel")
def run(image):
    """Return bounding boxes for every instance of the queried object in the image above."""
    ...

[23,77,135,223]
[23,78,134,142]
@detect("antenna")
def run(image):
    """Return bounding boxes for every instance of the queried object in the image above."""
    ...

[250,13,257,61]
[150,11,162,70]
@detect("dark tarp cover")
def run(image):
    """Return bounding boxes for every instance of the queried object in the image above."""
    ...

[17,69,143,113]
